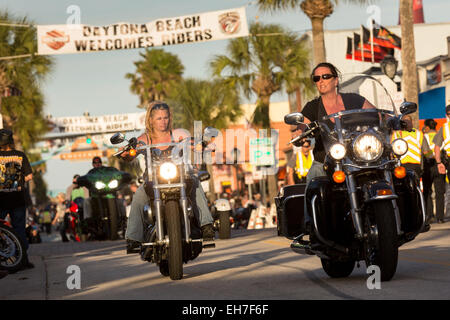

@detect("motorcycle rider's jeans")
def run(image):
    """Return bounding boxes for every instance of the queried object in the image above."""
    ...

[125,176,214,242]
[304,161,326,229]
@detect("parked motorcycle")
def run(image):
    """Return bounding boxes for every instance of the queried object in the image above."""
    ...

[212,198,232,239]
[0,219,25,273]
[77,166,131,240]
[111,128,216,280]
[276,75,428,281]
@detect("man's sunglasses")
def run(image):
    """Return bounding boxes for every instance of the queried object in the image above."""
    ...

[312,74,336,82]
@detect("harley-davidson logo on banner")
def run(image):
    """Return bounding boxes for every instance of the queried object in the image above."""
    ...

[42,30,70,50]
[37,7,249,55]
[219,12,241,35]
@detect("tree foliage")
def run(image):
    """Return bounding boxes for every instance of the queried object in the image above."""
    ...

[126,48,184,108]
[168,78,243,131]
[0,10,54,151]
[210,22,312,128]
[256,0,376,65]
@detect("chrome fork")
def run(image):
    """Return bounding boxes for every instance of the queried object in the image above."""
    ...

[346,174,364,238]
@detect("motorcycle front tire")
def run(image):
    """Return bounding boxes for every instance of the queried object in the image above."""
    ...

[371,200,398,281]
[219,211,231,239]
[165,200,183,280]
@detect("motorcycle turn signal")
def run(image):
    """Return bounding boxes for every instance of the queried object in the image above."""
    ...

[332,170,346,183]
[129,148,137,157]
[394,166,406,179]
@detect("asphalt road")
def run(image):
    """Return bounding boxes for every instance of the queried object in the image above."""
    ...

[1,223,449,301]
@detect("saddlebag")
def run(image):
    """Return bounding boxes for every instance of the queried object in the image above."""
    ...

[393,170,424,235]
[305,177,352,245]
[275,184,306,239]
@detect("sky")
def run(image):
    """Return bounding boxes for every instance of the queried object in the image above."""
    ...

[1,0,450,193]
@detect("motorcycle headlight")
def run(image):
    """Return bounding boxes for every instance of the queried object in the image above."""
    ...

[391,138,408,156]
[95,181,106,190]
[329,143,346,160]
[159,162,178,180]
[108,179,119,189]
[353,133,384,161]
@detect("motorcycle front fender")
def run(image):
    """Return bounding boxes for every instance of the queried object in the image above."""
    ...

[363,180,398,203]
[393,170,426,236]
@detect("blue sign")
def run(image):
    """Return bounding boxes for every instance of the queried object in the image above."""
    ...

[419,87,446,120]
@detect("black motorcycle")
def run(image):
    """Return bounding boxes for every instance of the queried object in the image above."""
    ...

[77,166,131,240]
[276,76,428,281]
[111,128,216,280]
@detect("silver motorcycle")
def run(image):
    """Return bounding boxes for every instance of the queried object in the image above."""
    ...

[111,128,215,280]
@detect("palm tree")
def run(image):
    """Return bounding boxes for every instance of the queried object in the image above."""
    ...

[210,22,311,204]
[256,0,375,65]
[0,10,53,149]
[169,78,242,130]
[168,78,243,201]
[399,0,419,127]
[210,22,311,128]
[126,48,184,108]
[0,10,54,203]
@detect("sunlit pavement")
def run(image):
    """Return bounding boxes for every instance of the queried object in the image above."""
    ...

[1,223,449,300]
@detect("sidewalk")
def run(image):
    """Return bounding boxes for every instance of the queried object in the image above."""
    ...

[0,232,125,300]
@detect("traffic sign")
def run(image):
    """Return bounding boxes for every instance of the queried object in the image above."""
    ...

[249,138,275,166]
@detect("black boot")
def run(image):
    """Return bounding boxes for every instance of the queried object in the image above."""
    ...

[126,239,141,254]
[201,224,215,241]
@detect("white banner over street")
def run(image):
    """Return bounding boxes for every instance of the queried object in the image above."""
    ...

[37,7,249,55]
[47,112,146,137]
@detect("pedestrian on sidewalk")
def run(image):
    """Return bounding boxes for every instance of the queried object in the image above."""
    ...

[0,129,34,270]
[432,105,450,223]
[52,193,69,242]
[422,119,445,224]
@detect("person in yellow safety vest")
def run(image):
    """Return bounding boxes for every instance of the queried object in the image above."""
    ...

[295,140,314,183]
[432,105,450,223]
[422,119,446,224]
[286,125,312,185]
[391,114,428,179]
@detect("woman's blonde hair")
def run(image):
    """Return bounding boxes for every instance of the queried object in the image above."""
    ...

[145,100,173,135]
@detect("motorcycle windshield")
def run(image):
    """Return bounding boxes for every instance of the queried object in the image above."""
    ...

[319,75,396,152]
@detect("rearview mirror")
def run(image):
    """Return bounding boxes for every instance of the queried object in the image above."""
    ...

[284,112,304,125]
[110,132,125,145]
[203,126,219,141]
[399,102,417,115]
[198,170,210,182]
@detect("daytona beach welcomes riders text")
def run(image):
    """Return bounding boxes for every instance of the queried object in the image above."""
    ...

[37,7,249,55]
